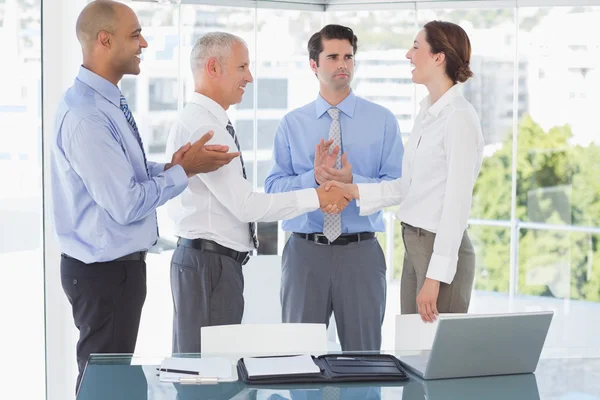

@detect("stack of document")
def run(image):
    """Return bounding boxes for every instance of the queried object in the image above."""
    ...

[158,357,237,383]
[243,355,321,377]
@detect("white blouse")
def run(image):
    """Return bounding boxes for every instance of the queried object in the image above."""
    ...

[357,84,484,283]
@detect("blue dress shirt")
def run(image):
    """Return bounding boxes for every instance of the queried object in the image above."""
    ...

[51,66,188,263]
[265,91,404,234]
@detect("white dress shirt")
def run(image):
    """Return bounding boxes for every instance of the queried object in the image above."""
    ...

[165,92,320,252]
[356,84,484,284]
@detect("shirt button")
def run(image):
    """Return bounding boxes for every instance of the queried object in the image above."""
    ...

[179,268,183,273]
[73,279,78,285]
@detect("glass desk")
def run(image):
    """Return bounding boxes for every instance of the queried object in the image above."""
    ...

[77,351,600,399]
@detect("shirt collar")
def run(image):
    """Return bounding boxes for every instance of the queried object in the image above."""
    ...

[76,66,122,108]
[315,90,357,119]
[420,84,462,118]
[188,92,229,127]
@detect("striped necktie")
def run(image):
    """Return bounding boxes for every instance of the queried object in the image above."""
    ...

[119,95,149,178]
[119,94,159,240]
[226,120,259,250]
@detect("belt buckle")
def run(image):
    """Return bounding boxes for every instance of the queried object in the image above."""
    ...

[242,253,250,266]
[313,234,330,245]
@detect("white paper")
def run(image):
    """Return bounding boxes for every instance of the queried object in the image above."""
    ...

[158,357,235,383]
[243,355,320,377]
[395,314,440,351]
[395,313,467,352]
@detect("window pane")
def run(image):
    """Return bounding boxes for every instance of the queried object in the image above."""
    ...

[518,6,600,229]
[149,77,178,111]
[515,6,600,350]
[470,225,511,296]
[519,229,600,349]
[0,0,44,396]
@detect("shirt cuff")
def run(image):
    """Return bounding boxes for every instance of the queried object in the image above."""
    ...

[162,164,189,194]
[299,169,319,189]
[356,183,379,216]
[153,163,167,176]
[296,188,320,210]
[426,253,458,284]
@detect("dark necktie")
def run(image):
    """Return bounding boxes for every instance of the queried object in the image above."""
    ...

[226,120,259,250]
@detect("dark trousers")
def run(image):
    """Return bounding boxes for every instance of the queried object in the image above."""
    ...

[60,255,147,392]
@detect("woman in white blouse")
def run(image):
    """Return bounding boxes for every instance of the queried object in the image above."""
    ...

[327,21,484,323]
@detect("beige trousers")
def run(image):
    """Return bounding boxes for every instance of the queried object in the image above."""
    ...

[400,223,476,314]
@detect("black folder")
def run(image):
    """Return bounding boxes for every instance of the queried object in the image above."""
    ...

[237,354,408,385]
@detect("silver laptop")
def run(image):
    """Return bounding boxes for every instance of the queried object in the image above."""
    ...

[398,311,553,380]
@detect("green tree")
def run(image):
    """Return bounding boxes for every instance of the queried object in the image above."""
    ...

[472,114,600,301]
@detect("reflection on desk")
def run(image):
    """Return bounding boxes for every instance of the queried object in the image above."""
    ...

[402,372,539,400]
[76,353,600,400]
[76,365,148,400]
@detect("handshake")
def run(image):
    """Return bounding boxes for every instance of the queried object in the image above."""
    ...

[312,138,361,214]
[315,181,358,214]
[314,139,359,214]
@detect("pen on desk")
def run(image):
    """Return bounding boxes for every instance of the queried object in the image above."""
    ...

[157,367,202,375]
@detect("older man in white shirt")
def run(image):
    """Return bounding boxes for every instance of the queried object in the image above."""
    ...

[165,32,351,353]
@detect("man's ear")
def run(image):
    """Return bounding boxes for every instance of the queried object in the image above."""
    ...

[206,57,221,79]
[310,58,318,76]
[98,31,112,49]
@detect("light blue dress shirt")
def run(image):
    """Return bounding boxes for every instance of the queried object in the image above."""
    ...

[265,91,404,234]
[51,66,188,263]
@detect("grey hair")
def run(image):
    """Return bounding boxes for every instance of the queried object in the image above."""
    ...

[190,32,246,76]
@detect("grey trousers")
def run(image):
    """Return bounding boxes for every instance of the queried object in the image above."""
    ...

[400,224,476,314]
[281,234,387,351]
[170,245,244,353]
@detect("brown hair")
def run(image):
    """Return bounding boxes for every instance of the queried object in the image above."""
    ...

[423,21,473,84]
[307,24,358,66]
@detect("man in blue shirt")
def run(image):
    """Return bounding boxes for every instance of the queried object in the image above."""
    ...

[51,1,238,391]
[265,25,404,351]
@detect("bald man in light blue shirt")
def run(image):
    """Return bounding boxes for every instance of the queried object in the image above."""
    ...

[51,1,237,391]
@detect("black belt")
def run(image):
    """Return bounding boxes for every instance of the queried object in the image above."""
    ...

[293,232,375,246]
[177,238,250,265]
[61,251,147,263]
